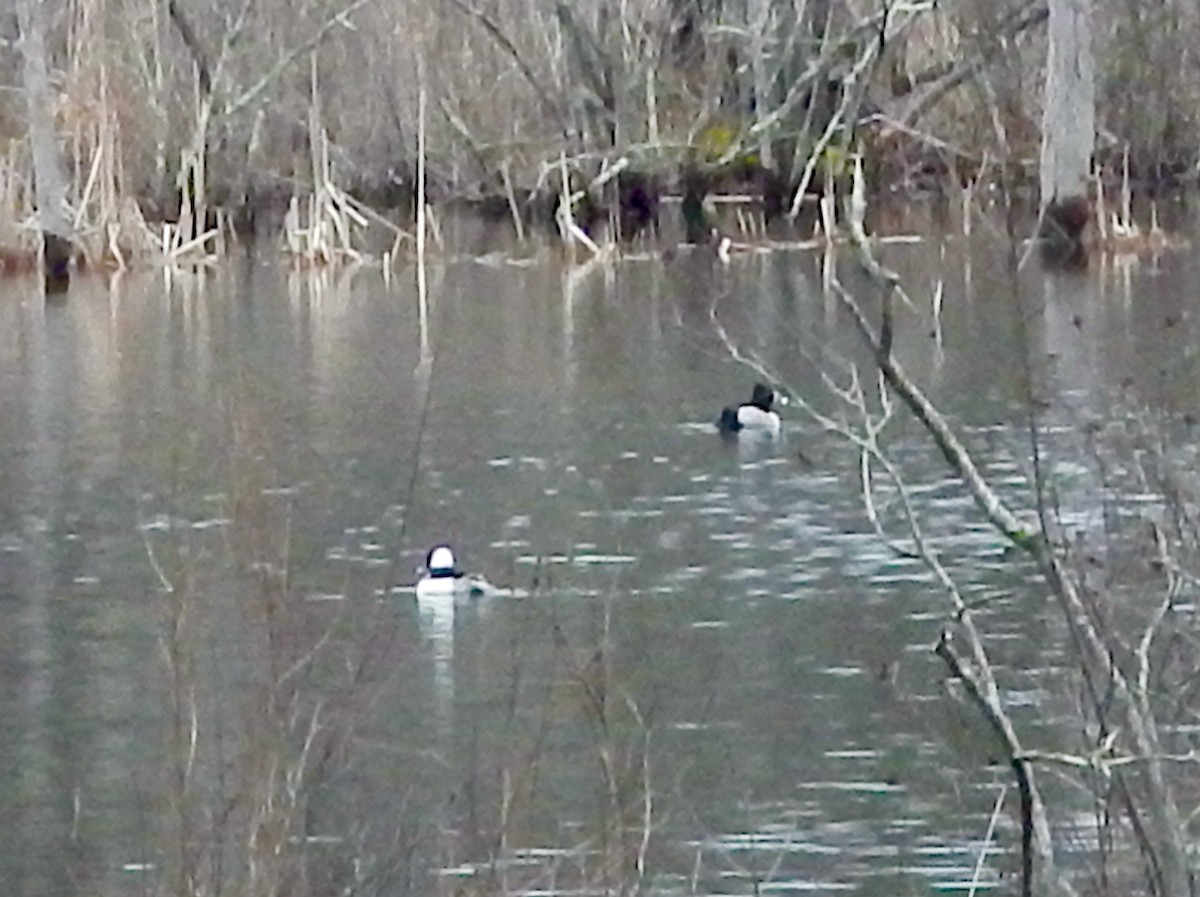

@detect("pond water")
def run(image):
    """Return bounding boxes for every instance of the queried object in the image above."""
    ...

[2,215,1200,897]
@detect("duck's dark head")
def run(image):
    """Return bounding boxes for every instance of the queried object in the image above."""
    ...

[749,382,777,412]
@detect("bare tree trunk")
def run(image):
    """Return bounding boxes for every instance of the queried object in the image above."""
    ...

[747,0,773,169]
[18,0,73,290]
[1039,0,1094,248]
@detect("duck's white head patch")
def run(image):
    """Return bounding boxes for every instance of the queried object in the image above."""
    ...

[428,545,456,572]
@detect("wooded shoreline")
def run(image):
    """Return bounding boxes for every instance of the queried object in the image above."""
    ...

[2,0,1196,274]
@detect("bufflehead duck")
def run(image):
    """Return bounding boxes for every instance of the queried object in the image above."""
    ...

[717,382,785,436]
[416,545,492,598]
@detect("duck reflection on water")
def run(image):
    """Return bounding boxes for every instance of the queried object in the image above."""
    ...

[413,544,510,732]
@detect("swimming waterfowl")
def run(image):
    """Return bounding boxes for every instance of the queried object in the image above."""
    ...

[717,382,785,436]
[416,545,493,598]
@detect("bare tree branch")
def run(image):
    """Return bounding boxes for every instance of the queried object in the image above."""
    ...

[891,1,1049,130]
[167,0,213,97]
[444,0,571,139]
[224,0,379,120]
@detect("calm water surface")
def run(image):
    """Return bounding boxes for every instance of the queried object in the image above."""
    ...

[2,227,1199,896]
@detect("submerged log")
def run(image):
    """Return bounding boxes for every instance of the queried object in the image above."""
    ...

[1042,195,1091,245]
[533,167,663,244]
[42,233,72,293]
[615,171,661,240]
[680,167,712,244]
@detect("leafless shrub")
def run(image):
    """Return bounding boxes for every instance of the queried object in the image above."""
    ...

[136,381,417,897]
